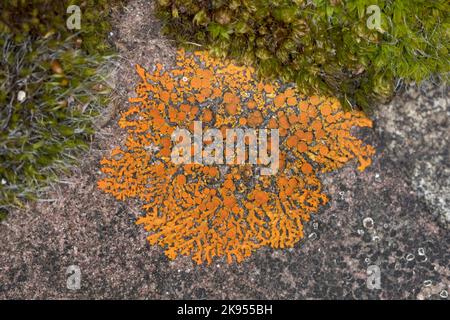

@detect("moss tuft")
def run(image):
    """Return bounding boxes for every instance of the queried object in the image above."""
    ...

[156,0,449,111]
[0,0,125,216]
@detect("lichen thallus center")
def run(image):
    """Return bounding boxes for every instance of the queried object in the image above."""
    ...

[172,121,280,175]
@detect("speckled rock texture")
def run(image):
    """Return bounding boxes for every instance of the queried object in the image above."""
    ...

[374,83,449,227]
[0,0,448,300]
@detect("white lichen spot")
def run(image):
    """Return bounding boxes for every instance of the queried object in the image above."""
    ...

[308,232,317,240]
[17,90,26,102]
[423,280,432,286]
[363,217,374,229]
[406,253,415,261]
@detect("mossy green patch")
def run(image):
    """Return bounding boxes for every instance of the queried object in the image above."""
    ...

[0,0,126,216]
[156,0,449,111]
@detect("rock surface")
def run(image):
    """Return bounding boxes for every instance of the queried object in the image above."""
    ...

[375,83,449,227]
[0,0,448,299]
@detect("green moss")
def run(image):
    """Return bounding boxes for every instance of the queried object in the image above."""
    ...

[0,0,120,53]
[156,0,449,111]
[0,0,125,216]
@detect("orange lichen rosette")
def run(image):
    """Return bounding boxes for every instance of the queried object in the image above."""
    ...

[98,49,374,264]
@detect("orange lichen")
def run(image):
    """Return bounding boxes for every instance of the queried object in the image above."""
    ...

[98,49,375,265]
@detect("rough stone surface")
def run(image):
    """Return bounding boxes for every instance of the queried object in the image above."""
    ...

[0,0,448,299]
[375,83,449,226]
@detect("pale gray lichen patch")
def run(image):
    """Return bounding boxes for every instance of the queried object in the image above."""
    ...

[375,83,449,227]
